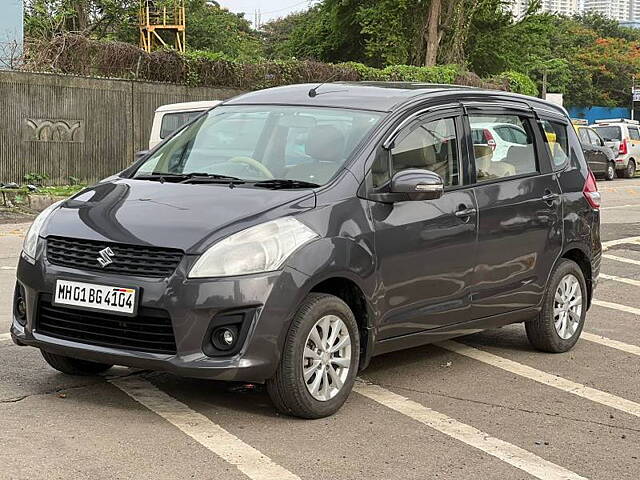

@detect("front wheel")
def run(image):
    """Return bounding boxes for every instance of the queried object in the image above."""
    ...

[266,293,360,419]
[624,159,636,178]
[525,259,587,353]
[605,161,616,181]
[41,350,113,375]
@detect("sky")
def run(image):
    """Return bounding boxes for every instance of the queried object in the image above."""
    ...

[217,0,318,26]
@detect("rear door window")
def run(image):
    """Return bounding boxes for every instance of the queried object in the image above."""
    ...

[587,129,602,146]
[577,128,590,144]
[469,114,537,181]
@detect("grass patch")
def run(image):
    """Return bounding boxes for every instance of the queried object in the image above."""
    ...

[34,185,86,197]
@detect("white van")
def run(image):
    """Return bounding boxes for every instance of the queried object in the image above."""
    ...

[149,100,222,149]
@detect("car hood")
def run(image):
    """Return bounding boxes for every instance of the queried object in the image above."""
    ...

[42,178,316,253]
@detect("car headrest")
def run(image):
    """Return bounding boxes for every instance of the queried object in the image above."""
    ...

[305,125,346,163]
[474,144,493,169]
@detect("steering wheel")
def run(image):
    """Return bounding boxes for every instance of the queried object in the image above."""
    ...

[229,156,274,179]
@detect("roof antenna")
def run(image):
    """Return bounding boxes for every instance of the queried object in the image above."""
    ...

[308,71,341,98]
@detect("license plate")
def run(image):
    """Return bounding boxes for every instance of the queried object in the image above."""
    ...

[54,280,138,316]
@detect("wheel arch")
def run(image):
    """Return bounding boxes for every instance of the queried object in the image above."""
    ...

[560,247,593,308]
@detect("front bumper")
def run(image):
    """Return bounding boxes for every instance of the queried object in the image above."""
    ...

[11,249,310,383]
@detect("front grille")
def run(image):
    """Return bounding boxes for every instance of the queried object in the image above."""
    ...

[37,295,177,355]
[46,236,183,278]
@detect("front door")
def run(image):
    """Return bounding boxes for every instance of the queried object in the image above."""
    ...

[368,110,478,340]
[467,108,563,319]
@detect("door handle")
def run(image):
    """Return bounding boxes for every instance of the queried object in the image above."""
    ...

[542,191,560,203]
[454,207,477,219]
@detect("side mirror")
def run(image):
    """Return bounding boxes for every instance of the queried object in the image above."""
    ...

[368,168,444,203]
[391,169,444,201]
[135,150,149,161]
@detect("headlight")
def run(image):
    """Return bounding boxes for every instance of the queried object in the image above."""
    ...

[188,217,318,278]
[22,201,62,262]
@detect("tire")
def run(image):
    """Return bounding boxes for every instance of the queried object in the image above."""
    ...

[525,259,587,353]
[266,293,360,419]
[41,350,113,375]
[624,159,636,178]
[605,161,616,181]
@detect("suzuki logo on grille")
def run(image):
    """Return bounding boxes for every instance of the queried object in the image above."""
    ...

[97,247,115,267]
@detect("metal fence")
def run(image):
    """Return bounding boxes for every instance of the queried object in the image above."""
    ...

[0,70,243,184]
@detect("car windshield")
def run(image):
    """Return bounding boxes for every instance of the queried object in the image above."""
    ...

[592,126,621,141]
[133,105,383,186]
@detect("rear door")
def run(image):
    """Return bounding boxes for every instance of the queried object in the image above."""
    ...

[577,127,602,174]
[466,106,563,319]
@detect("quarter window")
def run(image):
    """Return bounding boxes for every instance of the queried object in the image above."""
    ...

[578,128,590,144]
[629,127,640,141]
[469,114,537,182]
[541,120,570,168]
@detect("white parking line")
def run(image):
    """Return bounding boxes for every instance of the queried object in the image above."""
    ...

[438,341,640,418]
[111,376,301,480]
[602,254,640,267]
[355,382,588,480]
[602,236,640,251]
[0,266,16,270]
[0,333,11,342]
[601,204,639,210]
[582,332,640,357]
[598,273,640,287]
[592,299,640,316]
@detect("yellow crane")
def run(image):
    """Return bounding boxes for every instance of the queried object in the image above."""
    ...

[139,0,186,53]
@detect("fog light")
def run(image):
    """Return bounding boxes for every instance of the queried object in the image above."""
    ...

[13,284,27,326]
[211,326,239,351]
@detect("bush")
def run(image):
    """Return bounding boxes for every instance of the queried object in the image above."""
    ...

[23,34,509,92]
[494,71,538,97]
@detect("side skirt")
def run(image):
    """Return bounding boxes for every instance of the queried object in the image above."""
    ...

[371,307,539,357]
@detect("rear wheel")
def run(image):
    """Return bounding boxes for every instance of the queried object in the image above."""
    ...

[266,293,360,419]
[41,350,113,375]
[605,161,616,181]
[624,159,636,178]
[525,259,587,353]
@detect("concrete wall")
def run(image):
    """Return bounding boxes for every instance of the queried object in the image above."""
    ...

[0,71,244,184]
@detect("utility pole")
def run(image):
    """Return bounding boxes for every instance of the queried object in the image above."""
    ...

[542,69,547,100]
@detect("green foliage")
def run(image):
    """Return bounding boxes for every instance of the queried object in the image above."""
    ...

[35,184,87,196]
[381,64,462,84]
[23,172,49,185]
[493,71,538,97]
[183,0,263,61]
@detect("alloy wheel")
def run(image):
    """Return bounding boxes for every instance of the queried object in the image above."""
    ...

[553,274,583,340]
[303,315,351,401]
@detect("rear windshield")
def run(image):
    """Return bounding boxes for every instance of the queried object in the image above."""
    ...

[592,126,621,141]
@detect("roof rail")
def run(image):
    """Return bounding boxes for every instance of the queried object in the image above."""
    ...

[594,118,639,125]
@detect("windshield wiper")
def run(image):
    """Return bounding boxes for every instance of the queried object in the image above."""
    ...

[252,179,320,189]
[133,173,244,184]
[178,173,245,184]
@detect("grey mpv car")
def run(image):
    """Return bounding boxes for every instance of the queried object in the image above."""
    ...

[11,83,601,418]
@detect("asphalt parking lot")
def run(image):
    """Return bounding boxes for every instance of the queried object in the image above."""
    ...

[1,179,640,480]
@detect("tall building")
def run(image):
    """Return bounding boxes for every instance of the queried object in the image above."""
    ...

[507,0,580,18]
[583,0,635,21]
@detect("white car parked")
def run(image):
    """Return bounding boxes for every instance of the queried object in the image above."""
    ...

[148,100,222,149]
[591,118,640,178]
[471,122,530,162]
